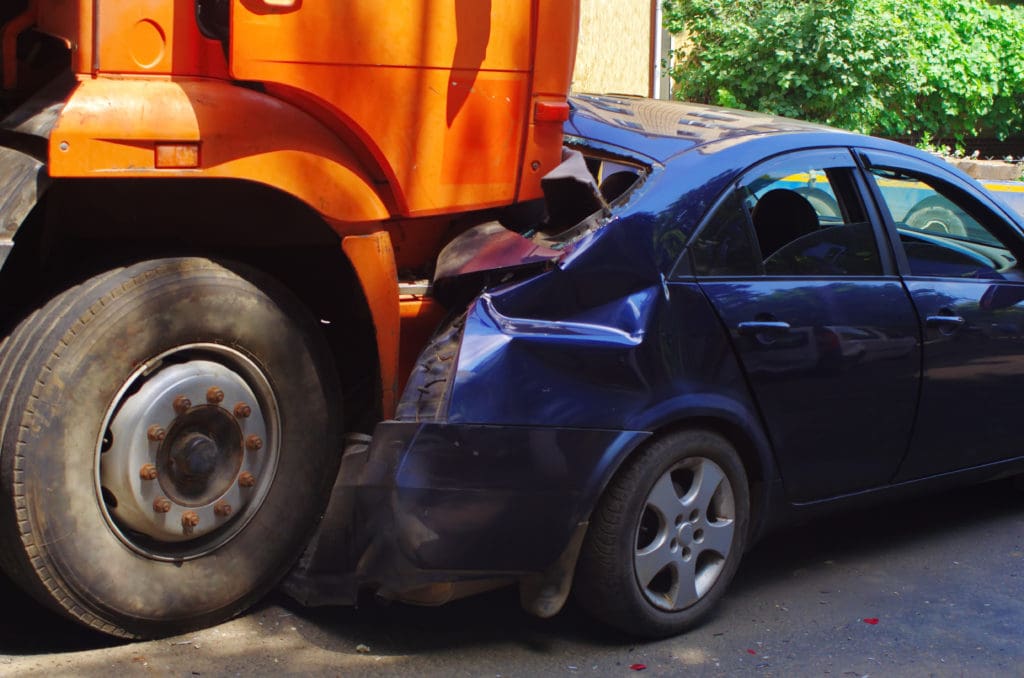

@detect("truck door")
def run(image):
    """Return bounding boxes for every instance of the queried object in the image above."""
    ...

[229,0,574,215]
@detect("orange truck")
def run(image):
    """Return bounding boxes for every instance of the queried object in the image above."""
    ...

[0,0,578,637]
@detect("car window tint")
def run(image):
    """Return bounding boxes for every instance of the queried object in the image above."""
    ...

[691,161,881,277]
[866,168,1019,279]
[689,191,762,276]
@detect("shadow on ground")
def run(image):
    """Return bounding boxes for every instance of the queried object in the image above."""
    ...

[1,477,1021,658]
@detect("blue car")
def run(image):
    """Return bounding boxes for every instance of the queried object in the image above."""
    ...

[288,94,1024,638]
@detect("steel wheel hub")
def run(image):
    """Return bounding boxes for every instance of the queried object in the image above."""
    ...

[98,345,279,558]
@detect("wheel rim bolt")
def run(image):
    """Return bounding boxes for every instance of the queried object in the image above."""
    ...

[214,501,233,517]
[206,386,225,404]
[173,395,192,415]
[245,435,263,451]
[147,425,167,442]
[152,497,172,513]
[139,463,158,481]
[181,511,200,534]
[238,471,256,488]
[233,402,252,418]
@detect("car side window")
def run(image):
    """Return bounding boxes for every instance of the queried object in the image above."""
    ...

[865,167,1020,279]
[691,153,882,277]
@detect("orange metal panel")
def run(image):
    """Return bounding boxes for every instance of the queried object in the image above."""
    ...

[531,0,580,96]
[519,0,581,201]
[94,1,228,77]
[49,76,390,224]
[343,233,402,419]
[229,0,578,217]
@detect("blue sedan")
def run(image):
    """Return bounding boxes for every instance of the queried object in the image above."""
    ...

[291,94,1024,638]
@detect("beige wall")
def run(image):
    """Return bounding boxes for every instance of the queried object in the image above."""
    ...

[572,0,653,96]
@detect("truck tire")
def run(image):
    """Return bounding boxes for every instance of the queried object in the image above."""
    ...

[0,258,343,638]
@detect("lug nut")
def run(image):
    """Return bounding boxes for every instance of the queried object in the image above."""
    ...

[206,386,225,404]
[147,425,166,442]
[181,511,200,534]
[245,435,263,451]
[214,501,233,517]
[173,395,192,415]
[139,463,158,481]
[238,471,256,488]
[152,497,172,514]
[233,402,252,418]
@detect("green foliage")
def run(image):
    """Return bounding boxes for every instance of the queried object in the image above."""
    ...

[663,0,1024,143]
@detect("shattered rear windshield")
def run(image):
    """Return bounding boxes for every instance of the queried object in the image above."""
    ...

[526,144,648,248]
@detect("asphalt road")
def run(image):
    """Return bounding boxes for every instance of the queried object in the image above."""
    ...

[1,479,1022,677]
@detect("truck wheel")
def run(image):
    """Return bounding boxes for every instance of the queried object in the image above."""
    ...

[574,430,749,638]
[0,258,342,638]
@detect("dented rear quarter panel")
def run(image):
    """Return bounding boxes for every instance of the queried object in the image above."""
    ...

[443,159,779,490]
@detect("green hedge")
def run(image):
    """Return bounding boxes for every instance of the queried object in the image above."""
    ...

[663,0,1024,144]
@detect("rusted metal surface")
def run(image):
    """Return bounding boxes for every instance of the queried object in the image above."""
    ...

[172,395,192,415]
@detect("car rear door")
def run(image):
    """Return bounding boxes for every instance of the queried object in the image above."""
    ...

[689,149,921,502]
[860,149,1024,480]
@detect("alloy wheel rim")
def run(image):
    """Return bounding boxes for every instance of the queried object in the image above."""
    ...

[633,457,736,611]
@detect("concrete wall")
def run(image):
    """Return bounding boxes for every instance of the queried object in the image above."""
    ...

[572,0,653,96]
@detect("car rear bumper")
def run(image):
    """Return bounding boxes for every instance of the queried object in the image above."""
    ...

[283,420,648,606]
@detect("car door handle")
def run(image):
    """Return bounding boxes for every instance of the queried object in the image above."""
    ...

[925,315,965,327]
[737,321,791,335]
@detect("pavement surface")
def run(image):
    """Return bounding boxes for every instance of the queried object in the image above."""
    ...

[1,479,1022,677]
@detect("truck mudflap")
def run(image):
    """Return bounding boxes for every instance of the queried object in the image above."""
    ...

[0,145,48,271]
[0,73,73,271]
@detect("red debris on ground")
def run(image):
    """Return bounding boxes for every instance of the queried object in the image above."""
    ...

[863,617,880,625]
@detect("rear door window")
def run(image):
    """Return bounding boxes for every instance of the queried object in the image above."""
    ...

[690,149,883,277]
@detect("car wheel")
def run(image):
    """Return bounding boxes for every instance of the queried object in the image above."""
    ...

[574,430,749,638]
[904,196,968,237]
[795,187,840,218]
[0,258,342,638]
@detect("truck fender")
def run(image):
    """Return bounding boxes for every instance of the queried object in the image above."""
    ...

[48,76,391,225]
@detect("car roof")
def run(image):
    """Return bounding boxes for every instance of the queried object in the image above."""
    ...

[566,94,859,162]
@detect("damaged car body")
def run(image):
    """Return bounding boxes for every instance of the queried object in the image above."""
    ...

[285,95,1024,638]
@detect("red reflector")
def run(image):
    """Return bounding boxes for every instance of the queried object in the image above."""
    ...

[535,101,570,122]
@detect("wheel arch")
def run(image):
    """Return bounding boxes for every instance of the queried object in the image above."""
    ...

[0,175,391,432]
[577,405,778,551]
[48,76,395,222]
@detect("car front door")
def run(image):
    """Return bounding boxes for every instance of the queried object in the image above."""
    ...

[861,149,1024,480]
[689,149,921,502]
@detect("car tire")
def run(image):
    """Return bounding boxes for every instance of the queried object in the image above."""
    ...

[795,187,840,218]
[904,196,968,237]
[574,429,749,638]
[0,258,342,638]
